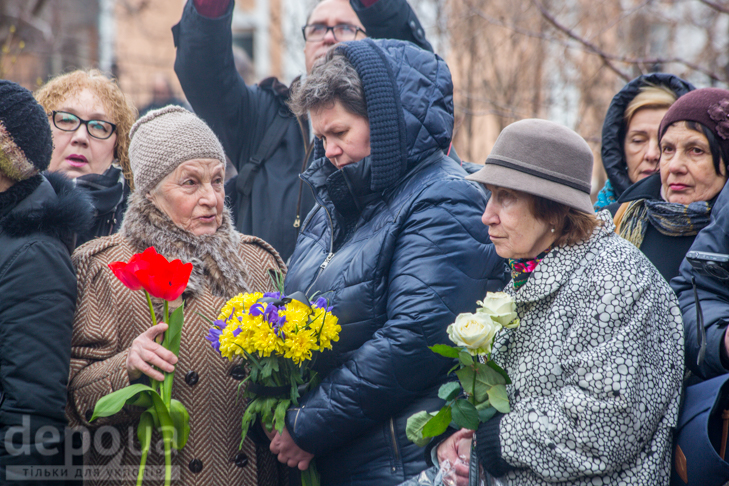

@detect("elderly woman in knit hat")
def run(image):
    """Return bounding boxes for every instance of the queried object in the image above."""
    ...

[0,80,92,482]
[607,88,729,283]
[432,119,684,486]
[67,106,286,486]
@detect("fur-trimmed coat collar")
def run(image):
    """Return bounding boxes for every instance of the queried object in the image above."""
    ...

[121,191,252,301]
[0,172,93,253]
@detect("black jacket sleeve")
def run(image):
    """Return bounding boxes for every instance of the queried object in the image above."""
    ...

[351,0,434,52]
[0,239,76,477]
[671,182,729,380]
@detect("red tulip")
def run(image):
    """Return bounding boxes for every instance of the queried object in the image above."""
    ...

[108,247,193,301]
[108,253,147,291]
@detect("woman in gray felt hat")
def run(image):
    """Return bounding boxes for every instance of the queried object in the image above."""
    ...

[430,118,685,486]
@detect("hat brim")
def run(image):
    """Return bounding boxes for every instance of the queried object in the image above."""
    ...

[466,163,594,214]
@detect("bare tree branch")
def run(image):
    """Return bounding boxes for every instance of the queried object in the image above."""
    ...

[531,0,632,81]
[698,0,729,15]
[30,0,48,18]
[530,0,723,83]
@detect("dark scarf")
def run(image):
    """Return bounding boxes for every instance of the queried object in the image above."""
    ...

[508,247,552,290]
[75,164,125,217]
[618,199,712,249]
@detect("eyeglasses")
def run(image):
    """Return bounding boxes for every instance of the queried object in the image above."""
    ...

[302,24,366,42]
[49,111,117,140]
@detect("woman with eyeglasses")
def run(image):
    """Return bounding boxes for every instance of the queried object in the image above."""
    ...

[35,69,138,248]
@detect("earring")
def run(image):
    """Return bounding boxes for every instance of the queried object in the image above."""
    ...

[550,227,555,233]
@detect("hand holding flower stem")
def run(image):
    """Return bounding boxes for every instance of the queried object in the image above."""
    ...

[97,247,193,486]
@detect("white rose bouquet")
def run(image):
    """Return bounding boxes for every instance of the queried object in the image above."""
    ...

[406,292,519,446]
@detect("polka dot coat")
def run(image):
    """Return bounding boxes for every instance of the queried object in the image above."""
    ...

[491,212,684,485]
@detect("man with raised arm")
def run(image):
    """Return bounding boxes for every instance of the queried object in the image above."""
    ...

[173,0,432,261]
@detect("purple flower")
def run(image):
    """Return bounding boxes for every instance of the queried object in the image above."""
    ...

[314,296,333,312]
[249,303,265,316]
[263,303,279,323]
[205,328,222,354]
[272,315,287,340]
[263,291,283,299]
[232,327,242,337]
[315,296,327,308]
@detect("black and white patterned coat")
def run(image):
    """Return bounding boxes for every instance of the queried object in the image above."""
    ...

[481,212,684,485]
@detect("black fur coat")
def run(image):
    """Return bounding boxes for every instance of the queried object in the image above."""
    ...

[0,172,92,480]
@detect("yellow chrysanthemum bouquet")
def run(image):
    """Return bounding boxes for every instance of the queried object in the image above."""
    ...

[205,278,340,486]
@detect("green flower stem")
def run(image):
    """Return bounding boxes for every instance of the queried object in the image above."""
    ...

[471,364,477,406]
[136,450,148,486]
[163,300,171,408]
[144,291,160,394]
[163,301,169,346]
[164,437,171,486]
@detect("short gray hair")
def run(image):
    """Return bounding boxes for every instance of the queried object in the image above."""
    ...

[288,49,367,119]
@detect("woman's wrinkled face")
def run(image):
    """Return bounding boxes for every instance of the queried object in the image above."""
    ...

[660,123,727,204]
[624,107,668,183]
[47,88,117,178]
[147,158,225,236]
[482,185,556,260]
[310,100,370,170]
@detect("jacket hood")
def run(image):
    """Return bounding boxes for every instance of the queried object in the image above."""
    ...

[617,171,662,203]
[311,38,454,193]
[601,73,694,197]
[0,171,93,252]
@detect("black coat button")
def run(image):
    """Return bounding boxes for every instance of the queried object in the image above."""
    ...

[185,371,199,386]
[85,409,93,422]
[229,366,246,380]
[189,459,203,473]
[234,452,248,468]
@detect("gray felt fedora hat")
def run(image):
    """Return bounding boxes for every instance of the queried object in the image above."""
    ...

[466,118,594,214]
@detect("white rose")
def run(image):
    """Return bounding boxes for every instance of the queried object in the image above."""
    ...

[478,292,519,328]
[447,312,500,356]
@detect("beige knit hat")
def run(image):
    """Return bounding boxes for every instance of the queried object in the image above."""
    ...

[129,105,226,195]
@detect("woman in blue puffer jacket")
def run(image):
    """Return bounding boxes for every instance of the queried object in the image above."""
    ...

[268,39,507,486]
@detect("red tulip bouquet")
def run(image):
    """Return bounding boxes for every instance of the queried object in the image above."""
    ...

[89,247,193,486]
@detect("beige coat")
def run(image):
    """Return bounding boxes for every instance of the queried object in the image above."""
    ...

[67,194,286,486]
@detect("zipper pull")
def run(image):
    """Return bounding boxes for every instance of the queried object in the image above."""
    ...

[320,252,335,270]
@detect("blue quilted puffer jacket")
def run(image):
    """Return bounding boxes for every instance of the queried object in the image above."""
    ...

[284,39,507,486]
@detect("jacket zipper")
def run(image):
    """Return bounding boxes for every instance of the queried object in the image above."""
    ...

[389,417,400,472]
[302,177,336,296]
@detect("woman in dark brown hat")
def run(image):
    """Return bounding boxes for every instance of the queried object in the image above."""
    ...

[430,119,684,486]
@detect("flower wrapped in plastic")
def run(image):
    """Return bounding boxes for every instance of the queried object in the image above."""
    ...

[205,285,340,486]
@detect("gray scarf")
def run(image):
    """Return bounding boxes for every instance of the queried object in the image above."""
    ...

[121,191,252,302]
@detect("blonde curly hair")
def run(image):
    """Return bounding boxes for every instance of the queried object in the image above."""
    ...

[34,69,138,190]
